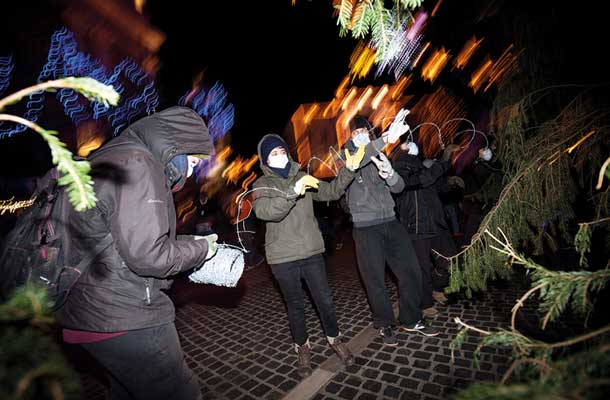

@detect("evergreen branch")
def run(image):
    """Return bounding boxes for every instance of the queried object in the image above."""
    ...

[486,228,610,328]
[13,363,64,400]
[400,0,423,9]
[0,114,97,211]
[500,358,553,384]
[335,0,354,31]
[597,156,610,189]
[0,77,119,111]
[350,1,371,38]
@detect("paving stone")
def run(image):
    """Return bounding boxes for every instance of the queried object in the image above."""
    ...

[381,372,401,384]
[80,236,516,400]
[362,379,382,392]
[384,385,403,398]
[338,386,359,399]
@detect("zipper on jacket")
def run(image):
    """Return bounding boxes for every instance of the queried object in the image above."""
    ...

[415,190,419,234]
[144,279,152,305]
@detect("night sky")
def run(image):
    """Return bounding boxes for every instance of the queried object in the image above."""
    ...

[0,0,607,177]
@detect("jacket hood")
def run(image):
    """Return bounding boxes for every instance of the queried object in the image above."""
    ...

[393,149,424,171]
[120,106,214,166]
[257,133,299,177]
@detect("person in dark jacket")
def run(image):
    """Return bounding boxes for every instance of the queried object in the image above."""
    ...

[342,114,440,347]
[55,106,218,400]
[392,144,461,317]
[252,134,364,377]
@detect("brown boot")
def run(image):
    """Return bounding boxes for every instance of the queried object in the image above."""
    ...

[295,342,312,378]
[328,337,354,367]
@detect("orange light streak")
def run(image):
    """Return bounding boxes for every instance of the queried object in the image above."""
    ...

[454,36,483,70]
[421,47,451,83]
[412,42,430,68]
[357,87,373,111]
[372,85,389,110]
[566,130,596,154]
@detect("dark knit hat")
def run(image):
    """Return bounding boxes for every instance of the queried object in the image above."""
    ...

[349,115,372,133]
[260,136,288,165]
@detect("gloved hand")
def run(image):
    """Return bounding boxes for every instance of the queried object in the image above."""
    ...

[442,144,460,161]
[344,145,366,171]
[294,175,319,195]
[384,108,411,144]
[195,233,219,260]
[447,176,465,189]
[370,153,395,180]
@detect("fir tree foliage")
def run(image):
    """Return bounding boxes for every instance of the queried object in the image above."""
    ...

[0,77,120,211]
[0,284,81,400]
[334,0,423,61]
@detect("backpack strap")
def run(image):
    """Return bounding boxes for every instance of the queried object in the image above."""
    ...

[73,233,113,274]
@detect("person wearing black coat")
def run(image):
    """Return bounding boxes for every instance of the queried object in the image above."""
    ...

[56,106,217,400]
[392,144,461,317]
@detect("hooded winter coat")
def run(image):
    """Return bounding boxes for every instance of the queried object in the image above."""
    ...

[55,106,215,332]
[392,151,451,235]
[252,134,354,265]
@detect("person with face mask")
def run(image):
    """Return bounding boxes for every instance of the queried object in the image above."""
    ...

[55,106,218,400]
[341,114,440,348]
[252,134,365,378]
[392,143,462,317]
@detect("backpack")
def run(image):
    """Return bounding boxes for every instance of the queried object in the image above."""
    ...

[0,167,112,311]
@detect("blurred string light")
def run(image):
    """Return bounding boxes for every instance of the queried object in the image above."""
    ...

[0,197,35,215]
[454,36,483,70]
[179,81,234,143]
[179,80,235,181]
[0,27,159,138]
[0,55,13,95]
[421,47,451,83]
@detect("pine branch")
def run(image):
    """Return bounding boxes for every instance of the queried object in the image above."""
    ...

[0,77,120,211]
[0,77,119,111]
[0,114,96,211]
[486,228,610,328]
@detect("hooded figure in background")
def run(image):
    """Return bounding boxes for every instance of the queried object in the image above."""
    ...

[56,106,218,400]
[392,143,461,316]
[252,134,364,377]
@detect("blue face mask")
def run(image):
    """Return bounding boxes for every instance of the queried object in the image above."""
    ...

[352,133,371,148]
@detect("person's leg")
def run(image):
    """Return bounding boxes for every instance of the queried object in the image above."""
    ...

[270,261,309,346]
[410,236,434,310]
[82,323,202,400]
[383,221,423,327]
[301,254,339,338]
[300,254,354,365]
[352,225,396,329]
[430,229,457,291]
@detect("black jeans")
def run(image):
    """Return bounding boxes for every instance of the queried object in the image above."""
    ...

[352,220,423,328]
[82,323,202,400]
[271,254,340,345]
[411,229,457,308]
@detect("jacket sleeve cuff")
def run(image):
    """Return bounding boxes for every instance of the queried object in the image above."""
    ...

[386,171,400,186]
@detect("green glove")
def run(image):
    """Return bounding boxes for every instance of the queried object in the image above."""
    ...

[195,233,219,260]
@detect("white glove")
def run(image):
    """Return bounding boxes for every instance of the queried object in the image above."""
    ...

[384,108,411,144]
[195,233,219,260]
[370,153,395,180]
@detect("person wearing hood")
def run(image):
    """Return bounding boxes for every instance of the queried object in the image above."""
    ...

[342,113,440,347]
[392,143,462,317]
[55,106,218,400]
[252,134,365,378]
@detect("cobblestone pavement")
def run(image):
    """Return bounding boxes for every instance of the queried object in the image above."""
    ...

[80,232,517,400]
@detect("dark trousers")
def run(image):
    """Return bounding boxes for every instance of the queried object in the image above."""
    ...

[82,323,202,400]
[271,254,340,345]
[352,220,422,328]
[411,230,457,308]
